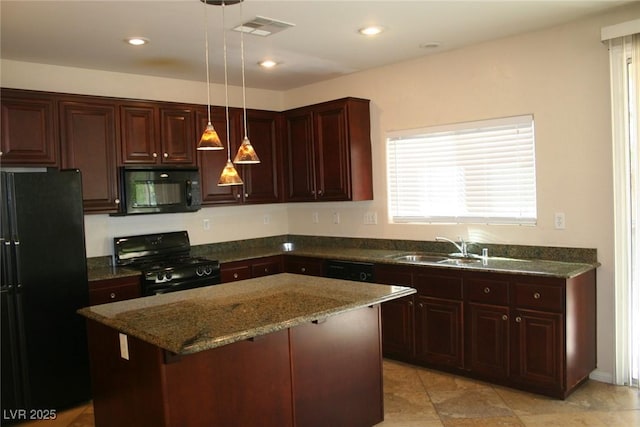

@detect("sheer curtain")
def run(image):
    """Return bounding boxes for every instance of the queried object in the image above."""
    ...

[605,23,640,387]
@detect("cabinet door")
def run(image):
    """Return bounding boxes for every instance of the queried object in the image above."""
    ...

[196,107,242,205]
[120,104,157,164]
[159,107,196,165]
[284,109,315,201]
[60,100,120,213]
[240,109,281,204]
[313,102,350,201]
[375,264,415,358]
[415,296,463,369]
[511,309,563,389]
[1,89,58,166]
[467,303,510,380]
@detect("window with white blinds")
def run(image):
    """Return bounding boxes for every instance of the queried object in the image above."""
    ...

[387,115,537,225]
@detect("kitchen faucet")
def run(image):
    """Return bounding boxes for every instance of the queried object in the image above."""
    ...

[436,236,468,257]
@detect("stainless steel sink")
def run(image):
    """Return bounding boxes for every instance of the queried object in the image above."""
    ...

[389,252,484,266]
[392,254,448,263]
[439,257,483,265]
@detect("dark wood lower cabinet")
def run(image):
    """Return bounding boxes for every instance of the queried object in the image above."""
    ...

[511,309,563,390]
[88,276,141,305]
[86,305,383,427]
[415,296,463,369]
[377,263,597,399]
[468,303,510,380]
[220,255,283,283]
[284,255,326,276]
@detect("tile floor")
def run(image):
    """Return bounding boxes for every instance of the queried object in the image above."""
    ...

[21,359,640,427]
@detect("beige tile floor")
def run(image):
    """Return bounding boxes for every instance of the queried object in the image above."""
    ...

[21,359,640,427]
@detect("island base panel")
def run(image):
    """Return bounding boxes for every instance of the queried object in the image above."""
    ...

[86,305,384,427]
[291,305,383,427]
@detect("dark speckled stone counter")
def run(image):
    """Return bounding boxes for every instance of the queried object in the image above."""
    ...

[78,273,415,355]
[88,235,598,281]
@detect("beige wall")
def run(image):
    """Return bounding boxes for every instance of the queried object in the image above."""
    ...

[3,2,638,383]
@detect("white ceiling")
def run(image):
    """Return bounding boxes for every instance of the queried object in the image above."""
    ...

[0,1,631,91]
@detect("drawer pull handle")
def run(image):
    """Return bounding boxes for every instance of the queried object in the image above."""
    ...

[233,273,239,279]
[483,287,491,294]
[515,316,522,323]
[110,292,116,299]
[533,292,541,299]
[502,314,508,321]
[301,267,306,272]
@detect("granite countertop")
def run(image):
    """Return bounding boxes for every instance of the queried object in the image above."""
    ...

[288,247,597,278]
[198,246,596,279]
[78,273,415,355]
[88,239,599,282]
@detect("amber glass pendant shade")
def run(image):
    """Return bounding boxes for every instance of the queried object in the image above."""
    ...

[198,122,224,150]
[218,160,244,186]
[233,137,261,164]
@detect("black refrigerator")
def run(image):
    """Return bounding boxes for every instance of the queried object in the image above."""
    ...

[1,169,91,422]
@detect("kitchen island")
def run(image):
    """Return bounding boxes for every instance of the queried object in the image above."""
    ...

[78,273,415,427]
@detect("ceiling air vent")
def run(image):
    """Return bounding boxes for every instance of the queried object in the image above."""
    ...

[233,16,295,37]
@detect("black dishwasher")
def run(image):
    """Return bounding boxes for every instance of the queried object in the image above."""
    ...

[325,260,375,282]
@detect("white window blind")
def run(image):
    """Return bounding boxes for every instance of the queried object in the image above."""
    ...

[387,115,537,225]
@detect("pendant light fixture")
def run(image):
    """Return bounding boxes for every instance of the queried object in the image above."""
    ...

[233,0,260,164]
[198,0,224,150]
[217,1,243,186]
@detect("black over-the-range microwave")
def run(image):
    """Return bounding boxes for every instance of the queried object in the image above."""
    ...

[114,166,202,215]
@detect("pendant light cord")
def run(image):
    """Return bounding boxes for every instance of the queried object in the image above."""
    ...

[240,1,248,139]
[222,2,231,162]
[203,1,212,124]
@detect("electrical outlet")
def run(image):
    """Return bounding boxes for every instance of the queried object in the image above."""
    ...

[312,212,319,223]
[554,212,566,230]
[263,214,271,225]
[203,219,210,230]
[364,211,378,225]
[333,212,340,224]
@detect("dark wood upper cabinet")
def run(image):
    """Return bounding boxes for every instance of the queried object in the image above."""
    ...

[196,107,282,206]
[160,106,196,164]
[120,102,196,166]
[0,89,375,212]
[239,109,282,204]
[283,108,315,201]
[59,99,120,213]
[283,97,372,202]
[195,106,242,205]
[1,88,59,166]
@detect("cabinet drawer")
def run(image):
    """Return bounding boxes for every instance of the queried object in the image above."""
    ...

[221,265,251,283]
[284,256,325,277]
[251,259,283,277]
[466,278,509,305]
[414,271,462,300]
[89,276,141,305]
[513,283,563,312]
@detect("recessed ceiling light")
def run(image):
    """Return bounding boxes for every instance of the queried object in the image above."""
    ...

[259,60,278,69]
[358,26,384,36]
[125,37,149,46]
